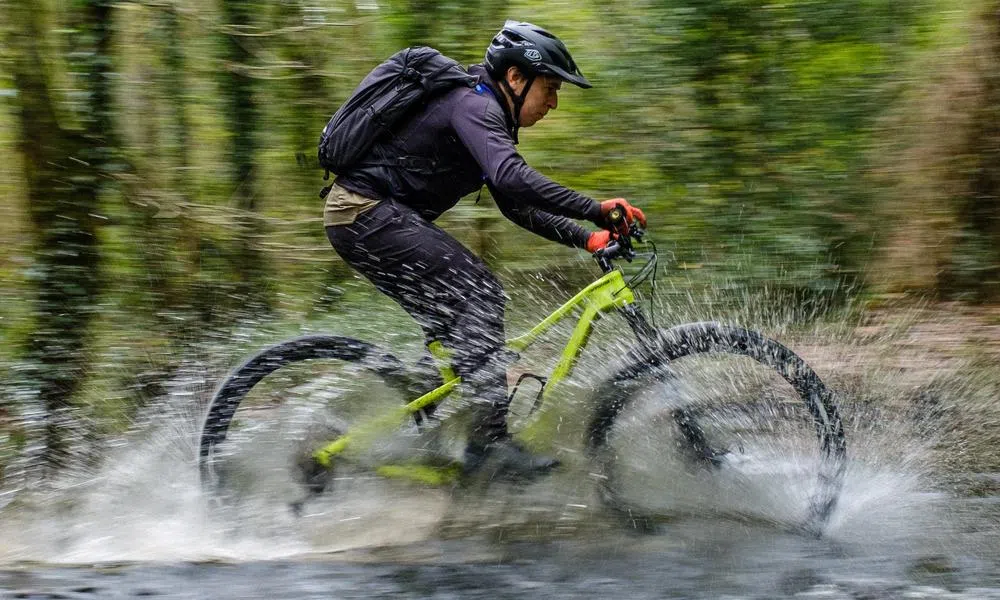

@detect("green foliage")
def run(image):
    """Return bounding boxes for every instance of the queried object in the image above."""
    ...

[0,0,997,449]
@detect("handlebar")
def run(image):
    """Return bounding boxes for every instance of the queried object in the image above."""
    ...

[593,228,644,272]
[593,203,646,273]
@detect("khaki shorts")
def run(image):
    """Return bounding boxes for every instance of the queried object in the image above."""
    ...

[323,183,380,226]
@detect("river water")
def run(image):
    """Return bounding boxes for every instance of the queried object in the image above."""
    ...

[3,421,999,598]
[2,506,1000,599]
[3,319,1000,598]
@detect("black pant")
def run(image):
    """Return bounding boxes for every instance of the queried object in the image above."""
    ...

[326,200,511,439]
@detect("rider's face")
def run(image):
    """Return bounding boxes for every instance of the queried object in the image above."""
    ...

[506,69,561,127]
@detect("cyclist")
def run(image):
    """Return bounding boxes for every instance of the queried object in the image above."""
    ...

[324,20,646,478]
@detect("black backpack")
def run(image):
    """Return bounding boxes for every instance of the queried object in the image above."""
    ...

[318,47,478,179]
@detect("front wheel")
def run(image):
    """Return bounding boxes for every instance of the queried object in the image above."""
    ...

[587,322,846,535]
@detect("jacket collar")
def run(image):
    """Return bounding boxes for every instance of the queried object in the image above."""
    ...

[468,63,516,135]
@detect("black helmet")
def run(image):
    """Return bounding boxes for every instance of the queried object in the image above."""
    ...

[485,20,591,89]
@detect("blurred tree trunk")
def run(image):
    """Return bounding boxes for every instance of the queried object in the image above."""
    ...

[972,5,1000,241]
[955,5,1000,298]
[265,2,356,314]
[137,1,199,336]
[932,3,1000,299]
[160,3,220,335]
[134,57,176,314]
[7,0,112,472]
[221,0,270,313]
[161,0,199,316]
[163,2,192,198]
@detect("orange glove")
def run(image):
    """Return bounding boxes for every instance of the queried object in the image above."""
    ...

[599,198,646,234]
[586,230,613,253]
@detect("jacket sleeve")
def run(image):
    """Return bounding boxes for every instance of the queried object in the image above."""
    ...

[451,91,602,223]
[491,185,592,249]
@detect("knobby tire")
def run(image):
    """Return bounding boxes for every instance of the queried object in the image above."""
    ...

[199,335,409,490]
[587,322,847,535]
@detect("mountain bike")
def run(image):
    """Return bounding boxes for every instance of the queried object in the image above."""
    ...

[198,217,847,535]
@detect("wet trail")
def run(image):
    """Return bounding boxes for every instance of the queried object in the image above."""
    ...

[3,302,1000,598]
[2,508,999,599]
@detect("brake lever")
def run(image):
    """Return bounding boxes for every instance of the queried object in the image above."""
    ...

[594,239,619,273]
[614,230,636,260]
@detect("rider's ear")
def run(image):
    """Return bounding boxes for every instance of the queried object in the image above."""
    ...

[506,66,527,91]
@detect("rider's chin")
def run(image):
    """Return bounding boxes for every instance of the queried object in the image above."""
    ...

[523,113,543,127]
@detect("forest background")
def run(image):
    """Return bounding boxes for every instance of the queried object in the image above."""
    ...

[1,0,999,472]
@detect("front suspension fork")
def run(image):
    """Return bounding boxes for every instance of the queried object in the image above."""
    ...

[619,302,661,361]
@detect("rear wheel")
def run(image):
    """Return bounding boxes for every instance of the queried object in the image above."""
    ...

[587,322,846,535]
[199,336,449,536]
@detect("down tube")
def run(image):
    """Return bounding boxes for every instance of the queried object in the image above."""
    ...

[506,270,636,398]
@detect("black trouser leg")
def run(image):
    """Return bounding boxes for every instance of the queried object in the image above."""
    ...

[326,201,510,439]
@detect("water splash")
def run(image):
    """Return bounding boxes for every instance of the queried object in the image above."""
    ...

[0,280,997,570]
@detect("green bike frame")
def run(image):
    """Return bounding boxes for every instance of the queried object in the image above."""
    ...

[311,269,637,473]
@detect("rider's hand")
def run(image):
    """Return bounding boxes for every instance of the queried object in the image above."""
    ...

[585,230,613,253]
[598,199,646,234]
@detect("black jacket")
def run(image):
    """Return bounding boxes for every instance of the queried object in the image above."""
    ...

[335,64,601,249]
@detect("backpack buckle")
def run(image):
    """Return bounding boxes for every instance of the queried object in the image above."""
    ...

[398,156,435,171]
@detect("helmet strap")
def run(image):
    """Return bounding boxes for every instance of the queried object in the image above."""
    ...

[498,73,535,145]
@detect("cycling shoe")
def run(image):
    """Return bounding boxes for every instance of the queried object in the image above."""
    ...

[462,438,559,481]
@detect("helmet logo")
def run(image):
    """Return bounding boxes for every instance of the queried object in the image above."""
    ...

[524,48,542,62]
